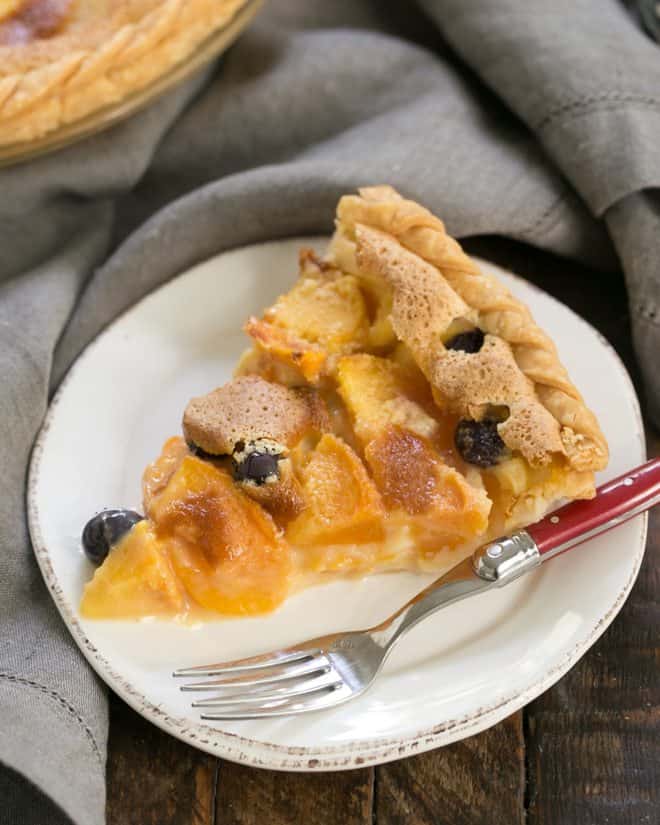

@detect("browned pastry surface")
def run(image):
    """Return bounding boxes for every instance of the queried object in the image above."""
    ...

[0,0,248,146]
[333,185,608,473]
[81,185,609,622]
[182,375,329,457]
[0,0,74,44]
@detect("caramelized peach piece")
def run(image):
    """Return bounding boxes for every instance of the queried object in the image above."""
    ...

[336,354,438,445]
[142,436,190,514]
[149,456,292,615]
[264,274,369,350]
[80,521,187,619]
[244,272,371,384]
[365,427,491,549]
[245,318,327,384]
[287,434,385,546]
[238,457,306,526]
[235,343,309,388]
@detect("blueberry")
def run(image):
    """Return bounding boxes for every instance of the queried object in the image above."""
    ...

[445,328,485,353]
[81,509,143,565]
[455,419,506,467]
[233,450,281,485]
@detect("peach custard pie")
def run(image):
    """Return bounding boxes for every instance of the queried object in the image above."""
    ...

[0,0,249,147]
[80,186,608,620]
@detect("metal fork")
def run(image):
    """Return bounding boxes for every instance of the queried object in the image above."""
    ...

[174,459,660,719]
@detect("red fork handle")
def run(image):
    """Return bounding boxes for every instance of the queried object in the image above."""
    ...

[527,458,660,560]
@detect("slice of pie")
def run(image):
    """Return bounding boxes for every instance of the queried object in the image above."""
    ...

[80,186,608,620]
[0,0,250,147]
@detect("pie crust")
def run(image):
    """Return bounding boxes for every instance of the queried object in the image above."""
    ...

[80,186,608,620]
[0,0,249,147]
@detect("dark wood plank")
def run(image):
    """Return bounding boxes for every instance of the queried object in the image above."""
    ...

[525,428,660,825]
[106,239,657,825]
[463,238,639,390]
[106,695,217,825]
[376,713,525,825]
[214,763,373,825]
[469,240,659,824]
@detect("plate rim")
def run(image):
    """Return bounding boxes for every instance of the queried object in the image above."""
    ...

[27,240,648,771]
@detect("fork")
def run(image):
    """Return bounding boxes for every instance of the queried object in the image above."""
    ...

[174,458,660,719]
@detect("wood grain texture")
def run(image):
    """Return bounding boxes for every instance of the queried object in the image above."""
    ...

[214,763,373,825]
[105,240,658,825]
[106,696,217,825]
[525,429,660,825]
[376,714,525,825]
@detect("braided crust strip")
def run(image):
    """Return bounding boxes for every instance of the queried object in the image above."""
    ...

[335,185,608,473]
[0,0,247,146]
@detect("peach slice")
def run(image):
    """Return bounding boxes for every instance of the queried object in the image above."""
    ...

[264,274,369,350]
[149,456,293,615]
[80,521,187,619]
[336,353,438,445]
[244,273,371,384]
[365,427,491,551]
[244,318,327,384]
[142,436,190,514]
[287,434,385,547]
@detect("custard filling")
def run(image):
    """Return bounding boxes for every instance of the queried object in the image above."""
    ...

[80,186,607,621]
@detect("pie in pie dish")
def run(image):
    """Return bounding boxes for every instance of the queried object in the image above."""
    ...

[80,186,609,620]
[0,0,250,147]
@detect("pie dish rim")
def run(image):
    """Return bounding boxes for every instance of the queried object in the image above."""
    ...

[0,0,262,167]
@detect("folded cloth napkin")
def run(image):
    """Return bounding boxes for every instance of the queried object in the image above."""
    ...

[1,1,658,822]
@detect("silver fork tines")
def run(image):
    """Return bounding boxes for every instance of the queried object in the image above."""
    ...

[173,649,315,679]
[191,669,342,708]
[174,556,496,719]
[175,467,660,720]
[178,655,330,692]
[199,682,353,720]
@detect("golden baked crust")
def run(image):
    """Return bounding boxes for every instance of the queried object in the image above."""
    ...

[182,375,329,456]
[0,0,249,146]
[81,186,609,621]
[332,185,608,473]
[0,0,74,43]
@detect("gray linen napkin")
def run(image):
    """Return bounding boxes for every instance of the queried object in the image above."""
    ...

[1,2,658,822]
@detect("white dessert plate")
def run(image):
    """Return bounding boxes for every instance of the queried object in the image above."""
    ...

[28,238,646,770]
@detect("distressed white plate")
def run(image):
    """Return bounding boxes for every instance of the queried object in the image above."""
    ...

[28,238,646,770]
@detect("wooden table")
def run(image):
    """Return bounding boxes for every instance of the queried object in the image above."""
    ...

[106,239,660,825]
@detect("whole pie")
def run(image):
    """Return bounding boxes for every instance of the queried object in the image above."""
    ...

[0,0,249,147]
[80,186,609,620]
